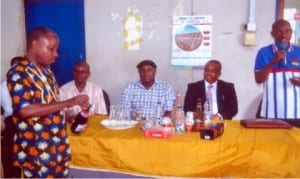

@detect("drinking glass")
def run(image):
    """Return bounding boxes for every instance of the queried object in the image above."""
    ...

[123,106,131,125]
[109,105,117,120]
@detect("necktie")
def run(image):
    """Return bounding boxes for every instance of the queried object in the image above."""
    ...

[207,85,213,113]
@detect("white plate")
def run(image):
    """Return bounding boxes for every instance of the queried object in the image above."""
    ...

[100,119,138,130]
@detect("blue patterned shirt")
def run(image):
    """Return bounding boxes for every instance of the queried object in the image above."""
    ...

[119,80,175,118]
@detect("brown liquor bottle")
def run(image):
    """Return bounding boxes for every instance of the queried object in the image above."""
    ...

[71,105,91,134]
[193,98,204,131]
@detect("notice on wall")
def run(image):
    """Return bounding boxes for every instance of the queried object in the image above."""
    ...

[123,12,143,50]
[171,15,212,67]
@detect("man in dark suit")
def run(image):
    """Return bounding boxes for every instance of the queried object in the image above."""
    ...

[183,60,238,120]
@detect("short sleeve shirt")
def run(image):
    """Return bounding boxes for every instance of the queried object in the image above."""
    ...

[59,81,107,116]
[6,58,71,173]
[254,44,300,119]
[119,80,175,118]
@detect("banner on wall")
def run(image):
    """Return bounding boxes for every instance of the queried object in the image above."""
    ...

[171,15,212,67]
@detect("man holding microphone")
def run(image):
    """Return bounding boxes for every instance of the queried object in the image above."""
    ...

[254,19,300,119]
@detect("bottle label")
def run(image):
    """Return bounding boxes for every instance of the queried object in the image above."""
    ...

[81,111,89,118]
[155,117,161,126]
[185,118,194,126]
[176,121,185,133]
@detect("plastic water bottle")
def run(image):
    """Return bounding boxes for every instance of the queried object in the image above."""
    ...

[204,98,211,122]
[155,101,162,126]
[130,102,141,120]
[185,111,194,132]
[175,105,185,134]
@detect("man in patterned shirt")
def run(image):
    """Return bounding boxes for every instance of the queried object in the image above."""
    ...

[119,59,175,118]
[6,27,89,178]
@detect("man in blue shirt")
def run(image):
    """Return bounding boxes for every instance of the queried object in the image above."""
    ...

[119,59,175,119]
[254,19,300,119]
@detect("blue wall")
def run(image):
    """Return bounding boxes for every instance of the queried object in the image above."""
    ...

[24,0,86,86]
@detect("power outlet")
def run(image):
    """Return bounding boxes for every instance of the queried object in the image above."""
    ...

[244,32,256,46]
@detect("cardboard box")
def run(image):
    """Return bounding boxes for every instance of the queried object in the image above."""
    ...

[200,123,224,140]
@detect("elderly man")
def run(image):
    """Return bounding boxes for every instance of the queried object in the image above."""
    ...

[60,61,108,123]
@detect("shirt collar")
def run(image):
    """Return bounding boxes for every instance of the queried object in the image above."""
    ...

[137,80,157,89]
[205,80,217,88]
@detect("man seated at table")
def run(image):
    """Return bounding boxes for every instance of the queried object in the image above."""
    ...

[183,59,238,120]
[60,61,107,123]
[119,59,175,118]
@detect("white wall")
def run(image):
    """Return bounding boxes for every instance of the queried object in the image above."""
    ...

[1,0,277,119]
[1,0,26,75]
[84,0,276,119]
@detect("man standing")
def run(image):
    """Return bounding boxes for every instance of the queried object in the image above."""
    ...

[6,27,89,178]
[184,59,238,120]
[254,19,300,119]
[119,59,175,118]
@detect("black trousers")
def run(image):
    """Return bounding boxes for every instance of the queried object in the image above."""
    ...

[1,116,21,178]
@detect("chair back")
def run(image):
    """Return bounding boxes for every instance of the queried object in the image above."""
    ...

[102,89,110,115]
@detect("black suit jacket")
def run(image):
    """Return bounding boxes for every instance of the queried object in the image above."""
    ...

[183,80,238,119]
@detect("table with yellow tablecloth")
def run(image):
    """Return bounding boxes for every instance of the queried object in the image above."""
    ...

[67,115,300,178]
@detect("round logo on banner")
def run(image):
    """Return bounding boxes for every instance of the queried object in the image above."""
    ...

[175,24,203,51]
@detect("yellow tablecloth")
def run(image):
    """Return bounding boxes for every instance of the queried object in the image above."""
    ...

[67,115,300,178]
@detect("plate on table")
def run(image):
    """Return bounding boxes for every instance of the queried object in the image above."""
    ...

[100,119,138,130]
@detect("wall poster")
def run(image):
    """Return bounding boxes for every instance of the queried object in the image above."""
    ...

[171,15,212,67]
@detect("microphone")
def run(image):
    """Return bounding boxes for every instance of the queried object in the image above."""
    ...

[277,42,287,51]
[276,42,287,67]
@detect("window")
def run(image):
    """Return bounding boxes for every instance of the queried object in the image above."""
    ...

[277,0,300,45]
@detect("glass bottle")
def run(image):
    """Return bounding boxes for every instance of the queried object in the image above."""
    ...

[172,92,181,124]
[71,106,90,134]
[175,92,181,107]
[193,98,204,131]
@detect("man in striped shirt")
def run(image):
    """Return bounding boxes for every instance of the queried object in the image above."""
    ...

[254,19,300,119]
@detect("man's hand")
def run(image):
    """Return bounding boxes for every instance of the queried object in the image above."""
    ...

[69,94,89,109]
[274,50,286,64]
[290,77,300,86]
